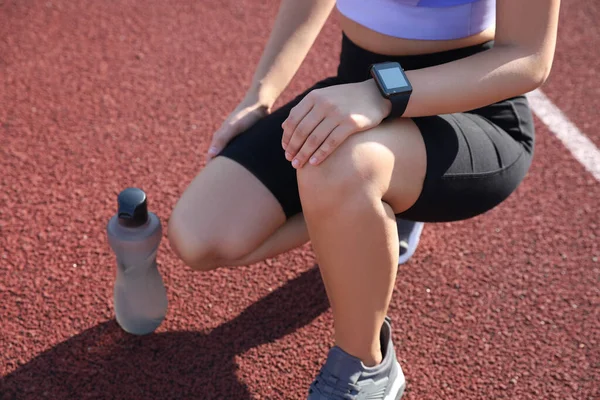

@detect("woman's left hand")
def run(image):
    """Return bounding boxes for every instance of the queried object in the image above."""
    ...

[281,79,391,168]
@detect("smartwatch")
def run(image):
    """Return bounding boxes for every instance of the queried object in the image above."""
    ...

[370,62,413,119]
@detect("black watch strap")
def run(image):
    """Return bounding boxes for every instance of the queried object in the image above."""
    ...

[385,92,411,120]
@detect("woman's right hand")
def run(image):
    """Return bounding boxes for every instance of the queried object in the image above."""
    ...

[206,98,270,161]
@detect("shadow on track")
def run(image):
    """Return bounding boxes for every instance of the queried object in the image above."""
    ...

[1,266,329,399]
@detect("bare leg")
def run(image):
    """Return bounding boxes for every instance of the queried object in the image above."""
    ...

[168,155,424,275]
[168,157,291,271]
[224,212,309,267]
[297,118,427,366]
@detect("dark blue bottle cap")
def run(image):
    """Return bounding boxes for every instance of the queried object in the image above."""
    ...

[117,187,149,227]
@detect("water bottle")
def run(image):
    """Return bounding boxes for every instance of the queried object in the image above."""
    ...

[106,187,168,335]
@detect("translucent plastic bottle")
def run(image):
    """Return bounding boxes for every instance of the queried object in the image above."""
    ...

[106,187,168,335]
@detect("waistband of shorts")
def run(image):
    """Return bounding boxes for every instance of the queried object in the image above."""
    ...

[337,32,494,83]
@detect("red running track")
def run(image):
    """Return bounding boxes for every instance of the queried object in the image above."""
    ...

[0,1,598,399]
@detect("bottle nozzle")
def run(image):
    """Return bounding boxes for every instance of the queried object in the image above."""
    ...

[117,187,149,227]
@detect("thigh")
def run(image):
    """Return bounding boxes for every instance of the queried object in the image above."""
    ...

[217,76,342,219]
[169,156,287,262]
[398,104,534,222]
[296,117,428,215]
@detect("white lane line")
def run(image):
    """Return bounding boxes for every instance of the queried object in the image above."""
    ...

[526,88,600,182]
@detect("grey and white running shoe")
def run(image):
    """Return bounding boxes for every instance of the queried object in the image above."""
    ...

[396,218,424,265]
[307,317,406,400]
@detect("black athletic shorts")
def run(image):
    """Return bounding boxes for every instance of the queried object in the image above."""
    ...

[217,33,535,223]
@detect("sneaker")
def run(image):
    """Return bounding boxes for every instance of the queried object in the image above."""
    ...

[307,317,406,400]
[396,218,424,265]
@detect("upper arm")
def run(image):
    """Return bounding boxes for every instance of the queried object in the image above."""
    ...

[494,0,561,81]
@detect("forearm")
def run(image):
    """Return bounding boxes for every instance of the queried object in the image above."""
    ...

[246,0,336,109]
[396,44,552,118]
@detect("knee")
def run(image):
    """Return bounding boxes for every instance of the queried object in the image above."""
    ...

[297,140,382,216]
[167,206,254,271]
[167,211,218,271]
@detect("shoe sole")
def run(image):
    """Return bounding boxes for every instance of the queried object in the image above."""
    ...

[385,361,406,400]
[397,222,424,265]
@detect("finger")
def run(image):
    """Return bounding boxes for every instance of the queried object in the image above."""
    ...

[284,107,325,162]
[206,113,252,159]
[307,124,353,166]
[207,131,227,159]
[206,124,234,160]
[291,117,339,169]
[281,93,315,150]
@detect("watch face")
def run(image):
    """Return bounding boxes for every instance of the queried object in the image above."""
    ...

[379,67,408,90]
[371,62,412,95]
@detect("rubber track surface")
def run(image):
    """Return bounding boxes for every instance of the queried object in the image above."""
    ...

[1,1,598,399]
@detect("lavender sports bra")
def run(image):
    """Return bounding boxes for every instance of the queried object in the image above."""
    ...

[336,0,496,40]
